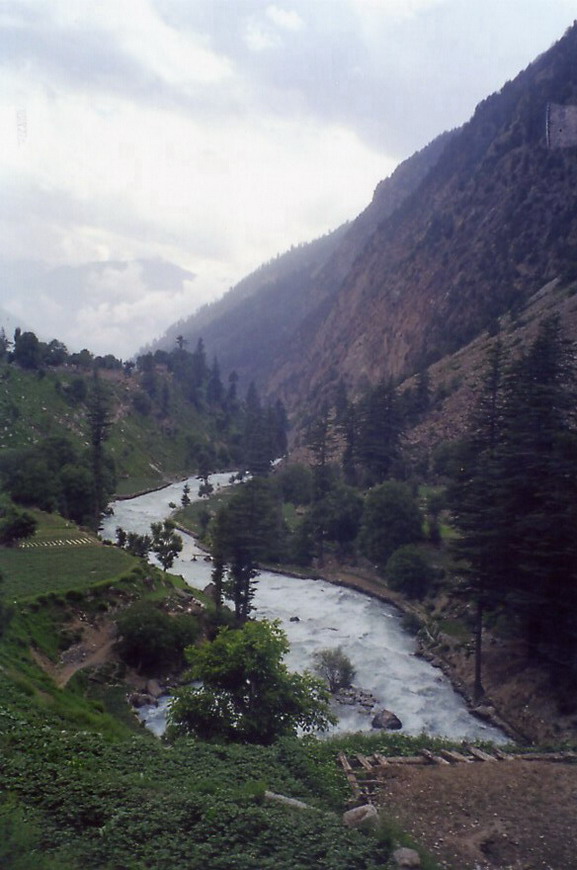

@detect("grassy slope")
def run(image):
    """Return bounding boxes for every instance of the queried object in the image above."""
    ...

[0,367,81,450]
[0,510,446,870]
[0,361,226,495]
[0,510,135,600]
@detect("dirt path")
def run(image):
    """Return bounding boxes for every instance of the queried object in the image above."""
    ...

[31,617,118,688]
[56,619,118,687]
[374,758,577,869]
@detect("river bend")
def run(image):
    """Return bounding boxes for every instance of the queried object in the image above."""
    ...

[101,474,506,743]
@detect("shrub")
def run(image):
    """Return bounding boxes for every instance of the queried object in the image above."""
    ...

[115,602,199,673]
[385,545,436,600]
[358,481,423,572]
[168,620,334,744]
[312,647,356,693]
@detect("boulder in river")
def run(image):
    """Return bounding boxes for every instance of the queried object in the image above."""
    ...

[472,704,496,721]
[146,679,164,699]
[371,708,402,730]
[334,687,378,708]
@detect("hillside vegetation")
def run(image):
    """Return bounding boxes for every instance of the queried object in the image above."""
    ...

[0,506,452,870]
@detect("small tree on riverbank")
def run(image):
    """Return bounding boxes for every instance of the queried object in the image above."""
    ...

[210,479,287,623]
[312,647,355,693]
[0,501,37,548]
[150,520,183,571]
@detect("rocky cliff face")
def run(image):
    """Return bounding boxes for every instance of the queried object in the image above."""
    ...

[155,22,577,434]
[148,131,453,394]
[269,22,577,414]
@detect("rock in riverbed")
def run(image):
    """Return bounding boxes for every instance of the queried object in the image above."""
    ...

[371,708,402,730]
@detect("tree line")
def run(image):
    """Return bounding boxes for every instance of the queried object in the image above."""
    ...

[200,314,577,703]
[447,315,577,694]
[0,329,289,539]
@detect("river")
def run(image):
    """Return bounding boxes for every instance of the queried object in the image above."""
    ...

[100,474,506,743]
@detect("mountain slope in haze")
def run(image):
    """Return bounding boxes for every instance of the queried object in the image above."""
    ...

[270,22,577,412]
[154,21,577,430]
[147,131,454,392]
[0,304,42,340]
[146,227,348,389]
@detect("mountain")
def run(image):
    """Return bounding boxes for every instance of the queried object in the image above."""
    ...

[146,130,453,393]
[155,22,577,434]
[269,21,577,412]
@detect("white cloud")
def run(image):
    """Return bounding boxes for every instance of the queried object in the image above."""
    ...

[244,19,280,52]
[266,6,305,31]
[350,0,446,20]
[245,4,305,53]
[49,0,232,87]
[0,0,575,357]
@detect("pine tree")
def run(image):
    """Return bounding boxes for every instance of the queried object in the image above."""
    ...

[243,383,272,476]
[498,317,577,667]
[206,356,224,406]
[355,380,402,485]
[450,320,577,682]
[87,370,113,528]
[211,479,285,622]
[448,340,508,698]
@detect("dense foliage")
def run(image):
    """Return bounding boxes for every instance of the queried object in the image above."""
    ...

[149,519,183,570]
[0,498,37,547]
[115,600,199,673]
[448,317,577,685]
[358,482,424,573]
[0,326,291,512]
[210,478,288,621]
[0,430,116,530]
[384,545,436,600]
[168,620,335,744]
[0,696,401,870]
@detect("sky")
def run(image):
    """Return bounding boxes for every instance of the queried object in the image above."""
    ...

[0,0,575,358]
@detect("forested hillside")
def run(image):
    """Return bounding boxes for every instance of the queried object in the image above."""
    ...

[269,21,577,415]
[152,22,577,444]
[0,327,287,529]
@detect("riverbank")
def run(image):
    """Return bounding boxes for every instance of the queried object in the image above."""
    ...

[106,475,577,747]
[166,528,570,745]
[113,476,187,500]
[310,557,576,747]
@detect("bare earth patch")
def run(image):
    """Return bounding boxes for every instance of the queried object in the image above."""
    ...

[30,615,120,689]
[374,759,577,869]
[56,617,119,687]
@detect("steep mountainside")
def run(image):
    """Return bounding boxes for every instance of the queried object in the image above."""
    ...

[154,22,577,432]
[146,227,347,390]
[148,131,453,392]
[270,22,577,412]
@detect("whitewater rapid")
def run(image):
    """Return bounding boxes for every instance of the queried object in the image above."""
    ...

[101,474,506,743]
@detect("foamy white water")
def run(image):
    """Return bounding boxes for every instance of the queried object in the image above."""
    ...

[101,476,506,742]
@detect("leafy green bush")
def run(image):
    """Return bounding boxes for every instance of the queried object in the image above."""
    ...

[385,545,436,599]
[358,481,423,572]
[168,620,335,744]
[275,463,314,505]
[0,502,37,548]
[115,601,199,673]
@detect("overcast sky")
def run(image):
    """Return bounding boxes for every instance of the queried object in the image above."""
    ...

[0,0,574,357]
